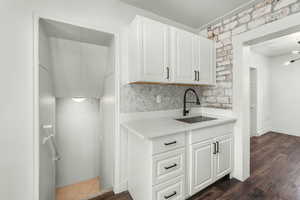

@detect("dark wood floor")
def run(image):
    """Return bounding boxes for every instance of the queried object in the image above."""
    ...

[115,132,300,200]
[107,192,133,200]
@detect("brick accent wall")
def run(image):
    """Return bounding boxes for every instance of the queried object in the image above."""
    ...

[201,0,300,109]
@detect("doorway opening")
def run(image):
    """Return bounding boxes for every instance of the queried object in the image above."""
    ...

[38,18,116,200]
[232,12,300,181]
[249,31,300,137]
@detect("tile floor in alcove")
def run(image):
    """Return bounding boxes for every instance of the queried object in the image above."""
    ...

[56,177,101,200]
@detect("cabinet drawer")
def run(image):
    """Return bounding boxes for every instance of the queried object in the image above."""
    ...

[152,133,185,155]
[152,148,185,185]
[190,123,234,144]
[153,176,185,200]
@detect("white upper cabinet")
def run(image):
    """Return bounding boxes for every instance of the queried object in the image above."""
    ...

[139,17,170,82]
[171,28,196,84]
[128,16,170,83]
[127,16,215,85]
[198,37,216,85]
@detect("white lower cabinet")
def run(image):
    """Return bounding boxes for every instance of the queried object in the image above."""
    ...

[127,132,186,200]
[153,148,185,185]
[188,134,233,196]
[127,123,234,200]
[215,135,233,180]
[153,176,185,200]
[189,139,214,195]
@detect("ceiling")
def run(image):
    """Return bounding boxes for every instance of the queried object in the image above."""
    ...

[40,19,114,98]
[251,32,300,57]
[40,19,113,46]
[121,0,256,28]
[49,38,108,98]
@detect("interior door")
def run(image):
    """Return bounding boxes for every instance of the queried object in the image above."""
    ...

[199,37,215,84]
[140,18,169,82]
[250,68,258,137]
[215,135,233,180]
[172,28,195,83]
[189,139,214,195]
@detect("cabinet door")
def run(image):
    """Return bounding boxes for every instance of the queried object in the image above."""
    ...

[215,135,233,180]
[192,36,201,84]
[189,140,214,195]
[199,37,215,84]
[140,18,170,82]
[172,28,195,83]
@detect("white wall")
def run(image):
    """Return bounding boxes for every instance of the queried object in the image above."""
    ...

[55,98,101,187]
[269,54,300,136]
[0,2,35,199]
[250,51,300,137]
[39,24,56,200]
[50,38,108,98]
[250,51,272,136]
[100,40,116,189]
[0,1,196,199]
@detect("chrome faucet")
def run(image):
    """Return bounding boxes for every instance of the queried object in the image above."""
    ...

[183,88,201,116]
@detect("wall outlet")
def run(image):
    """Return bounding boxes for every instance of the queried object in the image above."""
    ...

[156,95,162,104]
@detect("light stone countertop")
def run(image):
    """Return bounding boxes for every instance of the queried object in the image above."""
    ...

[122,113,236,139]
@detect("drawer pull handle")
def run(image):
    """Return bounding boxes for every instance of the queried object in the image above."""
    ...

[216,141,220,153]
[164,141,177,146]
[164,163,177,170]
[164,191,177,199]
[213,142,217,154]
[166,67,170,80]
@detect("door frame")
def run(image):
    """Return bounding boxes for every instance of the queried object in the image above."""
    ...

[249,67,258,137]
[33,13,122,200]
[232,11,300,181]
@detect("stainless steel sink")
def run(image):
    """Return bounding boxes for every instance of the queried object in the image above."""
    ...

[176,116,217,124]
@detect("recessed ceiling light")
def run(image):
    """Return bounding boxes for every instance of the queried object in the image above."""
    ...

[284,59,296,66]
[292,50,300,54]
[72,97,87,102]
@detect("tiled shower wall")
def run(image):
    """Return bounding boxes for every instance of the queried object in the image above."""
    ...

[201,0,300,109]
[120,0,300,113]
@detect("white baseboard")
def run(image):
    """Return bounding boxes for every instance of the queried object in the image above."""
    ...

[270,129,300,137]
[257,128,271,136]
[114,180,128,194]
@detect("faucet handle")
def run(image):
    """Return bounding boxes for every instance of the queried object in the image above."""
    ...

[183,109,189,116]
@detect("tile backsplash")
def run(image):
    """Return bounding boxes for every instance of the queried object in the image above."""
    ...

[120,84,202,113]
